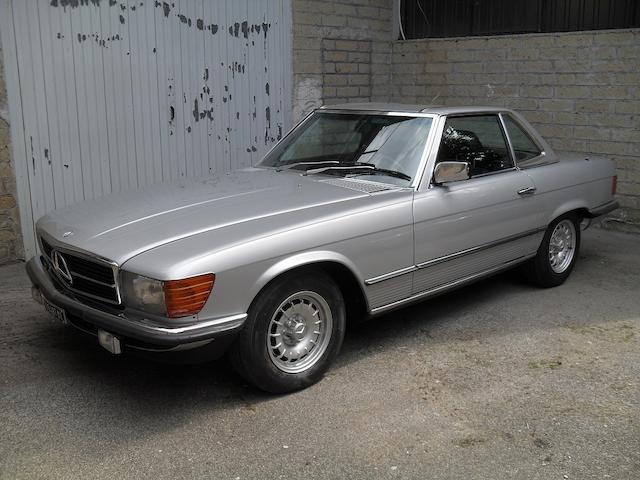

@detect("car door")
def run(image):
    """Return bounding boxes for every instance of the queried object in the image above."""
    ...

[412,113,544,295]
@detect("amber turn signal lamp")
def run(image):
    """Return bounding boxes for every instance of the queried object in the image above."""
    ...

[612,175,617,195]
[164,274,215,318]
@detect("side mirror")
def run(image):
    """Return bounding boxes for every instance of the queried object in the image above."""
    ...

[433,161,470,184]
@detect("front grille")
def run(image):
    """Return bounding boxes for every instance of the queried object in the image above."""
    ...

[71,274,119,302]
[63,254,115,285]
[40,237,120,305]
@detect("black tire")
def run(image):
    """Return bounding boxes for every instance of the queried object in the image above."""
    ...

[523,213,581,288]
[230,269,346,393]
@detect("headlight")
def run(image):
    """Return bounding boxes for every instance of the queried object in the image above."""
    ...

[120,271,215,318]
[121,272,166,316]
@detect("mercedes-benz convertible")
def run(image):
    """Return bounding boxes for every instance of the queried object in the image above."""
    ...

[27,103,618,392]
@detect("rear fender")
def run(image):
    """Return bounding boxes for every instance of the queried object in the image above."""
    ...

[547,200,590,226]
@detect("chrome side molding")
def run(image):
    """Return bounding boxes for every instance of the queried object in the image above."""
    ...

[364,265,418,286]
[415,227,545,269]
[364,227,546,286]
[370,254,535,315]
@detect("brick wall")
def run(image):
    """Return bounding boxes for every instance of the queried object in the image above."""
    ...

[0,37,22,263]
[390,29,640,231]
[292,0,393,122]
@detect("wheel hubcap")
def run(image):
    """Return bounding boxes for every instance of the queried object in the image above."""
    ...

[548,219,576,274]
[267,291,333,374]
[282,315,307,345]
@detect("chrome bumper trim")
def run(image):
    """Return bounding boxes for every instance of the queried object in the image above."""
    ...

[142,313,247,335]
[588,200,619,218]
[26,256,246,346]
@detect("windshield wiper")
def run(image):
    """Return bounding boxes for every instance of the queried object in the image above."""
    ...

[305,164,412,181]
[354,163,413,181]
[276,160,340,171]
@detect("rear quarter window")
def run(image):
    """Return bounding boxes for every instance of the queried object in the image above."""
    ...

[503,115,542,164]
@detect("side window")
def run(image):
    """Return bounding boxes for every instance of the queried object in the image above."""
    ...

[502,115,542,164]
[436,115,514,176]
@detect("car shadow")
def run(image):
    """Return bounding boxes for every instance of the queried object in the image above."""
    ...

[30,249,602,404]
[337,268,529,363]
[5,231,635,453]
[12,268,526,442]
[30,266,529,408]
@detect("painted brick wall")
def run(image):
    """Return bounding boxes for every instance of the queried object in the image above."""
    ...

[390,29,640,231]
[0,37,22,263]
[291,0,393,122]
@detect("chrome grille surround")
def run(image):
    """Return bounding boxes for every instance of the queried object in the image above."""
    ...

[38,233,122,305]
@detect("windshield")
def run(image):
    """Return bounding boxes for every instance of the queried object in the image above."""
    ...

[258,112,434,186]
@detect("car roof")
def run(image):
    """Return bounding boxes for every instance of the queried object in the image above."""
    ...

[319,102,513,116]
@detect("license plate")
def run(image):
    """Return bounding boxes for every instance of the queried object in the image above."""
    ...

[98,329,122,355]
[43,296,68,325]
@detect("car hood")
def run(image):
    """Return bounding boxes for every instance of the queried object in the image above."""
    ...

[37,168,375,265]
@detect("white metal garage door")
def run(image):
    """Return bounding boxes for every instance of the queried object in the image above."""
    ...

[0,0,292,258]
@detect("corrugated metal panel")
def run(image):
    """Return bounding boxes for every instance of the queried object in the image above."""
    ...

[0,0,292,258]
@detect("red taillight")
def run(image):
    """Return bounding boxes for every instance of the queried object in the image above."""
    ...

[164,274,215,318]
[612,175,617,195]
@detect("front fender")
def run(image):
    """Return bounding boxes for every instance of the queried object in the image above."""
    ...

[182,249,370,323]
[256,250,364,289]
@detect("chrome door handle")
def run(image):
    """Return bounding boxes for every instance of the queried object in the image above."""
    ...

[517,186,537,195]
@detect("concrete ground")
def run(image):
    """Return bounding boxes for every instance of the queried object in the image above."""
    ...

[0,229,638,479]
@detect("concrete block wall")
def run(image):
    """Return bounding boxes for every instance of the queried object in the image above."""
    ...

[291,0,393,122]
[390,29,640,231]
[0,37,22,263]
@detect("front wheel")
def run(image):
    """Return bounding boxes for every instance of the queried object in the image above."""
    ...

[524,213,581,287]
[230,270,346,393]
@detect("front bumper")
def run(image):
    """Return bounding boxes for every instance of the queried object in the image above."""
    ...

[26,256,246,354]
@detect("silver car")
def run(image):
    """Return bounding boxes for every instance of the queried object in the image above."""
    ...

[27,103,618,392]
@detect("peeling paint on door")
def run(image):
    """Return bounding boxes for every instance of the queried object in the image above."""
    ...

[0,0,292,258]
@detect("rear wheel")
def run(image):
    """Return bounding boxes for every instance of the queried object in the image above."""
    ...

[230,270,346,393]
[524,213,581,287]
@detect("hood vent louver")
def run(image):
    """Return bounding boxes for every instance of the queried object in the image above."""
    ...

[319,178,394,194]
